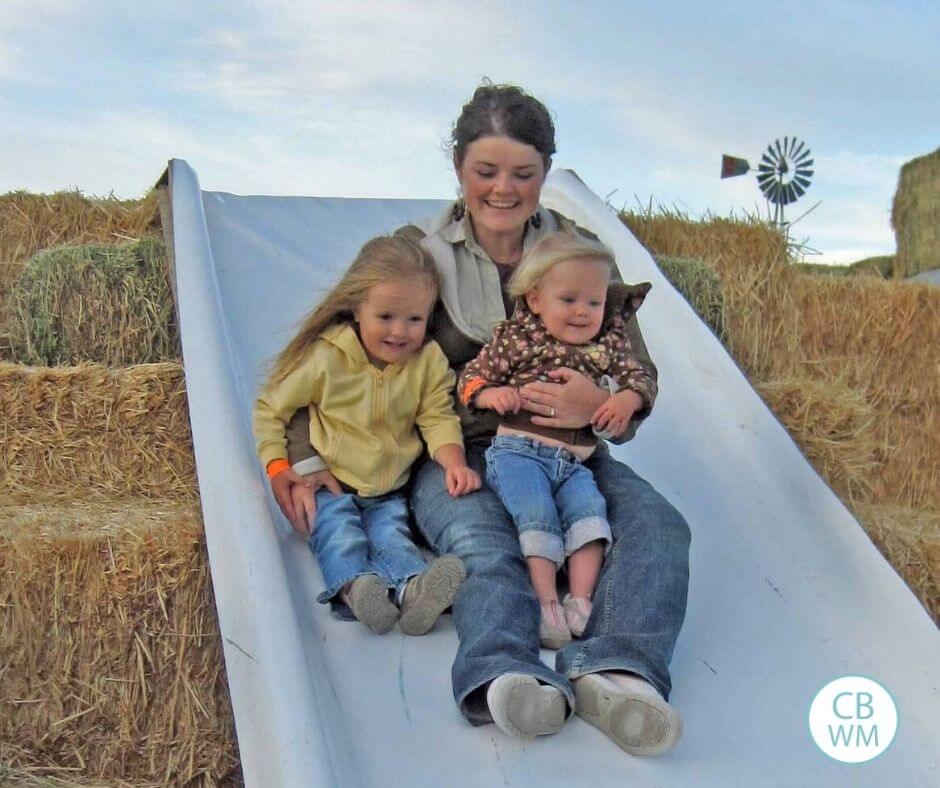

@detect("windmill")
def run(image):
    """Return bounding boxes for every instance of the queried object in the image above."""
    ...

[721,137,814,227]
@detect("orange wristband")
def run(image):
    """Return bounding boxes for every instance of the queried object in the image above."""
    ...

[265,458,291,479]
[461,377,489,406]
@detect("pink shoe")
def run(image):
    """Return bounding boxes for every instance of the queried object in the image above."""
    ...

[562,594,593,637]
[539,600,572,649]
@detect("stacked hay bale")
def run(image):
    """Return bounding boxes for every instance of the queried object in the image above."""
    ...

[892,147,940,279]
[0,191,239,785]
[622,206,940,621]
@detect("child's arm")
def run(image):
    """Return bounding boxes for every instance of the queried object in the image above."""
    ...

[456,323,515,410]
[590,283,658,439]
[415,342,480,497]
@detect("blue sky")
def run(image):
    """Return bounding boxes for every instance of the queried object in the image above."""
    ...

[2,1,937,263]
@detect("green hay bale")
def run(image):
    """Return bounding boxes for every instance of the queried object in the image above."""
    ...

[848,255,895,278]
[10,237,179,366]
[654,255,726,340]
[891,147,940,278]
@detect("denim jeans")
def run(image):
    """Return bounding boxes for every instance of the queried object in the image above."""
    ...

[311,489,427,604]
[485,435,610,567]
[409,442,690,724]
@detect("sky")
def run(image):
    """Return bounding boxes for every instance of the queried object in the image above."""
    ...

[1,1,937,264]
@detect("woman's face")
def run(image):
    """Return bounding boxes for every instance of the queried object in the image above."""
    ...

[456,135,547,239]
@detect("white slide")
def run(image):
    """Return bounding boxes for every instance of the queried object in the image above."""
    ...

[166,159,939,787]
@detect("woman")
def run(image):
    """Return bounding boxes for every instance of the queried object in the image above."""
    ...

[273,84,690,756]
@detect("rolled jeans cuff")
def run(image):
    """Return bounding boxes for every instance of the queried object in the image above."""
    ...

[518,529,565,567]
[565,516,612,557]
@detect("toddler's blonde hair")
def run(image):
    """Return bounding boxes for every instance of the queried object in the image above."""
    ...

[270,234,439,383]
[507,231,614,298]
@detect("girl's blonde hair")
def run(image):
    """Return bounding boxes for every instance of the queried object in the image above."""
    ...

[270,234,439,382]
[507,231,615,297]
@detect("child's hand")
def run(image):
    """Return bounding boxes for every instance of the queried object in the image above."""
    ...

[591,390,644,438]
[474,386,522,415]
[445,464,481,498]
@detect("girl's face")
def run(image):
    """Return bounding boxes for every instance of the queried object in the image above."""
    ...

[456,135,547,241]
[525,258,609,345]
[354,279,436,367]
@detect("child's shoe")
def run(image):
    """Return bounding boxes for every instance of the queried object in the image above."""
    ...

[539,600,572,649]
[562,594,593,637]
[342,574,399,634]
[398,555,466,636]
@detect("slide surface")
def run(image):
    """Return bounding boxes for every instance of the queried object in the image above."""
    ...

[167,159,939,787]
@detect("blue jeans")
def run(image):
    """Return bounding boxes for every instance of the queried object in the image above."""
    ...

[311,489,427,604]
[485,435,610,567]
[409,442,690,724]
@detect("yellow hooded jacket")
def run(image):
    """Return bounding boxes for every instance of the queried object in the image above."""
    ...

[253,323,463,497]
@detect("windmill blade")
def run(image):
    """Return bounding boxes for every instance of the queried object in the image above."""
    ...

[760,152,777,168]
[795,148,813,164]
[774,139,786,161]
[793,181,806,198]
[792,140,806,160]
[794,175,812,190]
[786,183,799,204]
[796,158,814,172]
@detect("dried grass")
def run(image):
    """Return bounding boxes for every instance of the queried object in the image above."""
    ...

[8,238,179,366]
[654,255,726,340]
[622,206,939,614]
[0,500,239,785]
[891,147,940,278]
[0,362,197,503]
[0,190,160,289]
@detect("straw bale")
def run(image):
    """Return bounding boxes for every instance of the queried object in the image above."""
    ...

[789,275,940,510]
[853,503,940,623]
[0,190,160,292]
[756,376,879,502]
[654,255,726,340]
[9,238,179,366]
[0,362,197,503]
[891,147,940,278]
[0,499,239,785]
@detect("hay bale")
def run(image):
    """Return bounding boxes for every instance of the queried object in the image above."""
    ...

[0,363,197,502]
[0,499,239,784]
[891,147,940,278]
[0,190,160,291]
[9,238,178,366]
[756,376,880,502]
[853,503,940,624]
[654,255,726,339]
[848,255,894,279]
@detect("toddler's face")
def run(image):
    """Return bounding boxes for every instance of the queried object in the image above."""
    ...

[354,280,435,367]
[526,257,609,345]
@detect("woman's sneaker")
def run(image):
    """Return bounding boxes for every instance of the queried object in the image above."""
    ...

[539,600,572,649]
[486,673,567,739]
[398,555,466,635]
[342,574,399,635]
[574,672,683,756]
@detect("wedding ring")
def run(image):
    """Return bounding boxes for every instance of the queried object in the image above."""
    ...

[549,407,556,418]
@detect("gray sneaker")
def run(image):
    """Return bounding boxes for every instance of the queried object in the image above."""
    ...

[574,672,683,756]
[343,574,398,635]
[486,673,567,739]
[398,555,466,636]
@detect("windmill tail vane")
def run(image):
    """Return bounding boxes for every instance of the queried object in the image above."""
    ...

[720,136,814,227]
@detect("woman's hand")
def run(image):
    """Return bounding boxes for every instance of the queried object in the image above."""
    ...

[521,368,608,428]
[271,466,342,537]
[591,390,643,437]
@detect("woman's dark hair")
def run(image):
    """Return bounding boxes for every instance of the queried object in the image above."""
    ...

[450,82,556,169]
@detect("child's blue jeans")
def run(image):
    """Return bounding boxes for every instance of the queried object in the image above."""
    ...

[310,489,427,604]
[484,434,611,567]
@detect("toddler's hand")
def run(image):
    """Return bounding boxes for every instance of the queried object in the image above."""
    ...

[474,386,522,415]
[591,390,643,438]
[445,465,481,498]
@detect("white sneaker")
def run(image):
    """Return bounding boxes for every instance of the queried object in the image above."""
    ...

[574,672,682,756]
[486,673,567,739]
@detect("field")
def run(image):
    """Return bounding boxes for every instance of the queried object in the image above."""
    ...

[1,189,936,785]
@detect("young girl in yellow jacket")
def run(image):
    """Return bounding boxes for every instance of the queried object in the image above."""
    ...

[253,235,479,635]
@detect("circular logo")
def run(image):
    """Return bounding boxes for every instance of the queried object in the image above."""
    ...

[809,676,897,763]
